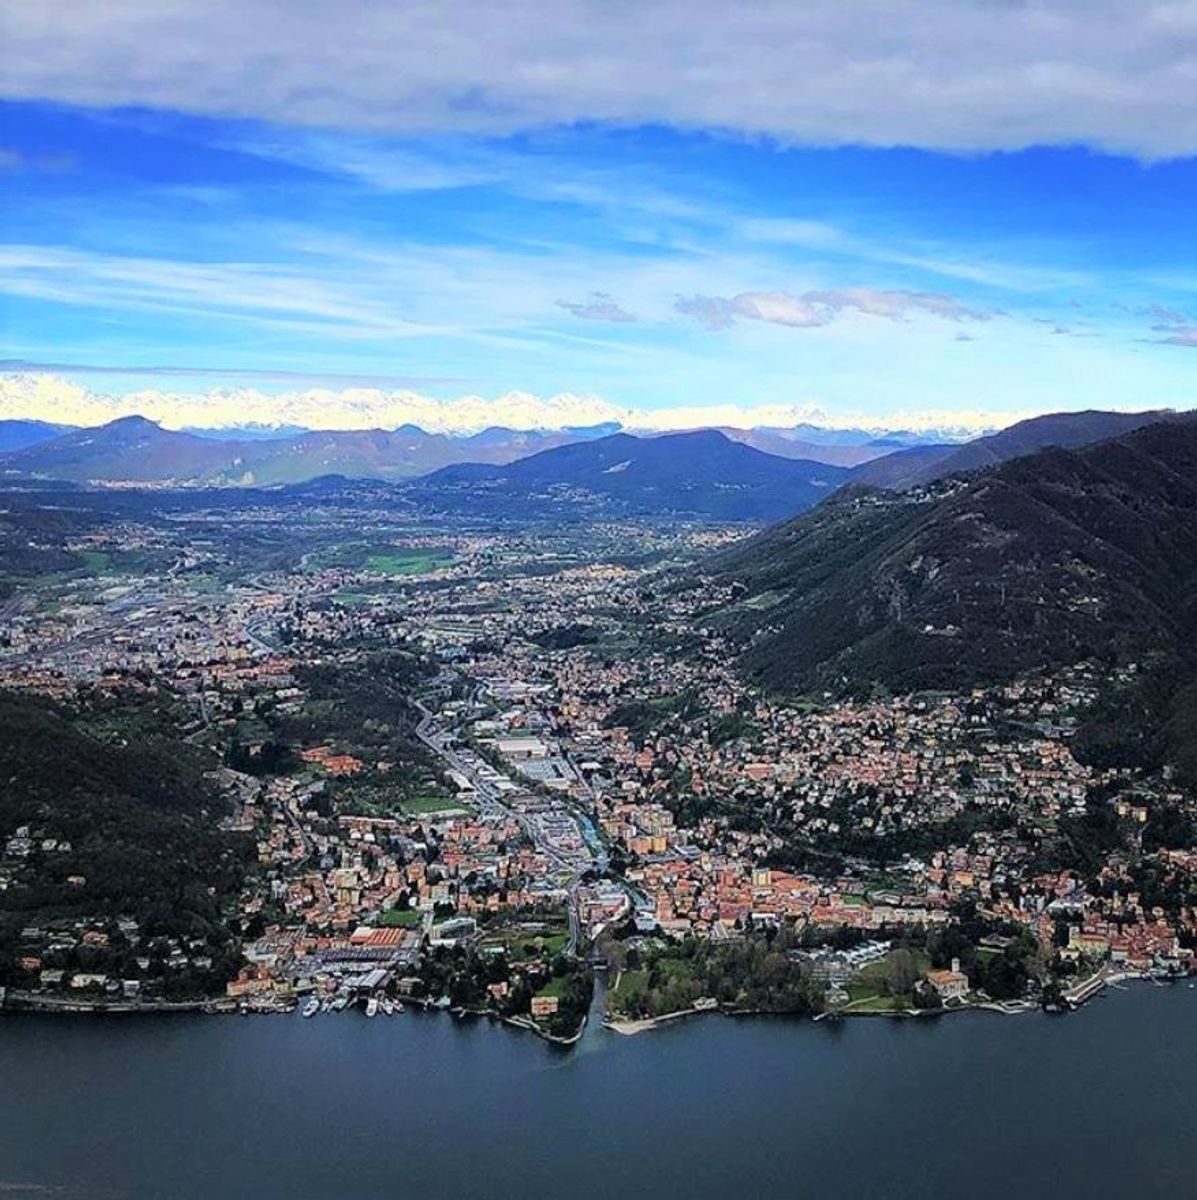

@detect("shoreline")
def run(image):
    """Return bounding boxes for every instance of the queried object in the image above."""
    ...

[604,1007,708,1035]
[0,992,249,1016]
[0,992,590,1043]
[4,971,1188,1034]
[602,970,1189,1035]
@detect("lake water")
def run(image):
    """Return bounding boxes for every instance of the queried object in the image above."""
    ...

[2,983,1195,1200]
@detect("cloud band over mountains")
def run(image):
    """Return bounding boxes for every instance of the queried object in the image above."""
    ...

[1,371,1033,438]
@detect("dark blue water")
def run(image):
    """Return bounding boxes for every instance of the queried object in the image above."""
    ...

[2,984,1194,1200]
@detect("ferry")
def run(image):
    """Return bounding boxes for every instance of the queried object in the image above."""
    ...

[365,997,379,1018]
[301,998,320,1019]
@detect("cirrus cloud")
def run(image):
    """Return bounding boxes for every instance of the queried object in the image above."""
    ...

[675,287,990,331]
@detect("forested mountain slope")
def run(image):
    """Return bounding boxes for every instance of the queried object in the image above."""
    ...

[704,419,1197,694]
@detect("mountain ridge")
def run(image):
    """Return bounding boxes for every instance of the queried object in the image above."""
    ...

[407,428,851,522]
[703,417,1197,693]
[857,407,1187,489]
[0,416,616,485]
[2,407,1189,499]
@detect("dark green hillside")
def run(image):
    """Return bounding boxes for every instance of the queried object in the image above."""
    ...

[705,420,1197,695]
[0,692,251,994]
[0,496,111,600]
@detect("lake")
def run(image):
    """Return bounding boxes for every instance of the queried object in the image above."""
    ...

[2,983,1194,1199]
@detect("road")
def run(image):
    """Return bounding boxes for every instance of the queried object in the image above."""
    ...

[413,694,598,955]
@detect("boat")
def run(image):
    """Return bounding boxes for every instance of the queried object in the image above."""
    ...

[381,998,396,1016]
[365,997,379,1018]
[301,998,320,1019]
[330,995,348,1011]
[395,1001,405,1014]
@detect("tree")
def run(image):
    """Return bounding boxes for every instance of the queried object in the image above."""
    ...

[1041,979,1066,1011]
[883,948,920,997]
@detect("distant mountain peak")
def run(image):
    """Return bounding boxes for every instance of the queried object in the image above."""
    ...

[106,414,163,431]
[411,427,850,521]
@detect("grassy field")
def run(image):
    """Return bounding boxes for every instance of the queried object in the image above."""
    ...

[78,549,111,574]
[400,794,470,816]
[841,993,909,1013]
[535,975,570,1000]
[330,589,385,607]
[376,909,422,927]
[71,548,168,580]
[608,957,694,1016]
[479,917,571,962]
[307,541,455,577]
[609,968,649,1012]
[365,550,454,576]
[840,948,931,1012]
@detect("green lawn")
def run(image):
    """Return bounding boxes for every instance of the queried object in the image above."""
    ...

[375,909,422,927]
[841,948,930,1011]
[365,550,454,576]
[483,930,569,959]
[306,540,454,576]
[609,969,649,1013]
[331,589,384,606]
[401,794,470,816]
[479,918,571,962]
[607,956,697,1017]
[536,975,570,999]
[841,993,909,1013]
[853,949,930,988]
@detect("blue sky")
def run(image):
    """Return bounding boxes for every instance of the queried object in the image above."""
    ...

[1,3,1195,432]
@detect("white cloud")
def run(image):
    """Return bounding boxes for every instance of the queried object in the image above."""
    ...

[676,287,988,330]
[556,292,637,322]
[809,288,989,322]
[0,243,456,339]
[675,292,830,330]
[3,3,1197,157]
[0,371,1030,438]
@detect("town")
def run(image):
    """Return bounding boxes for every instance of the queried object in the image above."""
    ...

[1,493,1194,1039]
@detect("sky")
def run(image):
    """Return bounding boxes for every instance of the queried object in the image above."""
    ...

[1,1,1195,434]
